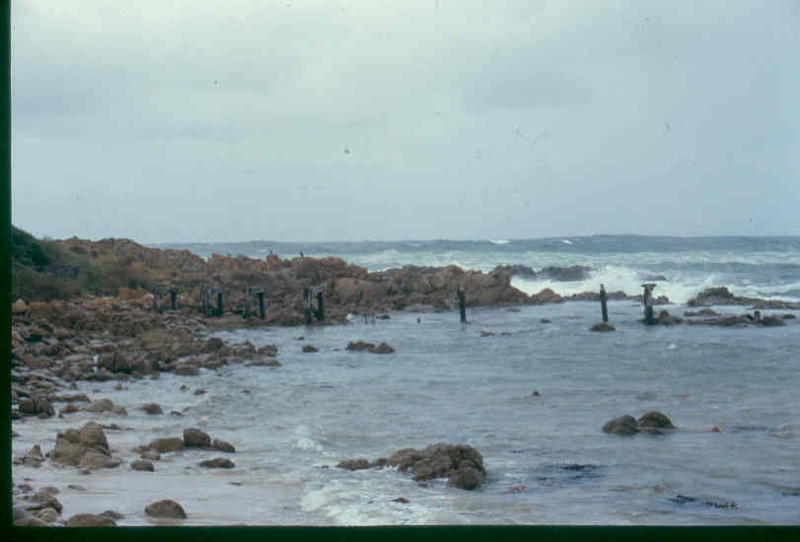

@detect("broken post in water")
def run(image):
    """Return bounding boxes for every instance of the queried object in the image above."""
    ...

[169,288,178,311]
[642,283,656,325]
[216,291,224,316]
[600,284,609,323]
[256,290,265,320]
[303,287,314,324]
[457,286,467,323]
[314,286,325,321]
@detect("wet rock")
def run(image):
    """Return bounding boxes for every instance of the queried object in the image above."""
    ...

[302,344,319,353]
[212,439,236,453]
[144,499,187,519]
[173,362,200,376]
[101,510,125,520]
[194,388,206,395]
[761,315,786,327]
[530,288,564,304]
[201,337,225,353]
[369,342,394,354]
[140,402,163,415]
[35,507,60,524]
[602,415,639,435]
[385,443,486,490]
[336,458,371,471]
[257,344,279,357]
[637,411,675,433]
[146,437,184,453]
[346,341,373,352]
[83,398,115,413]
[66,513,117,527]
[141,450,161,461]
[199,457,235,469]
[25,488,63,513]
[655,310,682,325]
[22,444,45,467]
[131,459,155,472]
[590,322,615,332]
[12,299,29,314]
[79,449,122,470]
[391,497,409,503]
[18,395,55,418]
[183,428,211,448]
[684,308,718,317]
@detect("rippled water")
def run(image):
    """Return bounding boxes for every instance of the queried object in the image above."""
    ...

[12,301,800,525]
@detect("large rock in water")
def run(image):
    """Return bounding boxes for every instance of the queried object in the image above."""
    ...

[387,443,486,490]
[50,422,121,469]
[603,412,676,435]
[183,428,211,448]
[602,415,639,435]
[144,499,187,519]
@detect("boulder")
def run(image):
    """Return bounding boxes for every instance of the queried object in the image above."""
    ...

[336,458,371,471]
[79,449,122,470]
[386,443,486,490]
[212,439,236,453]
[146,437,184,453]
[51,422,120,469]
[35,507,60,524]
[18,395,55,418]
[173,362,200,376]
[66,513,117,527]
[183,428,211,448]
[590,322,616,332]
[257,344,279,357]
[131,459,155,472]
[83,398,115,413]
[141,450,161,461]
[140,403,163,415]
[201,337,225,353]
[144,499,187,519]
[199,457,235,469]
[346,341,374,352]
[302,344,319,353]
[602,415,639,435]
[637,411,675,433]
[761,315,786,327]
[369,342,395,354]
[530,288,564,304]
[12,299,29,314]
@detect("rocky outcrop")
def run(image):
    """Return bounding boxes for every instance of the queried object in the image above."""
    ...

[144,437,184,453]
[17,395,55,418]
[603,412,675,436]
[492,265,592,282]
[687,287,800,310]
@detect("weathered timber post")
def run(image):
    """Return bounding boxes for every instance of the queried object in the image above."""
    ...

[600,284,609,323]
[169,288,178,311]
[315,287,325,321]
[303,287,314,325]
[642,283,655,325]
[257,291,265,320]
[216,291,224,316]
[457,286,467,323]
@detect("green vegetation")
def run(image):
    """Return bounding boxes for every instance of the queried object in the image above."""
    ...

[11,226,151,301]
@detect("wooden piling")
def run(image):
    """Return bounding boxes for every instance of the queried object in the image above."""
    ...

[257,291,265,320]
[216,291,223,316]
[315,288,324,321]
[457,287,467,323]
[642,283,655,325]
[600,284,609,323]
[169,288,177,311]
[304,287,313,325]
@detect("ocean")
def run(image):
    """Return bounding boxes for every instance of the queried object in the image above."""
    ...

[12,236,800,525]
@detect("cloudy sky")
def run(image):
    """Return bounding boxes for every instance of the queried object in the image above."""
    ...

[11,1,800,243]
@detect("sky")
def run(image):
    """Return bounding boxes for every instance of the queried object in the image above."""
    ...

[10,0,800,243]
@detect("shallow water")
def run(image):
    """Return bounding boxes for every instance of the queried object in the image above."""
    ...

[12,301,800,525]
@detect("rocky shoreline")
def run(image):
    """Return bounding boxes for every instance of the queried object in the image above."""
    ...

[10,237,800,525]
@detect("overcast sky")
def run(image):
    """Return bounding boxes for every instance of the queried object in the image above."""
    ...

[11,1,800,243]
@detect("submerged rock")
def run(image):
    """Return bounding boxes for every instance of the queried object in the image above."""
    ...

[389,443,486,490]
[336,458,371,471]
[199,457,235,469]
[590,322,615,332]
